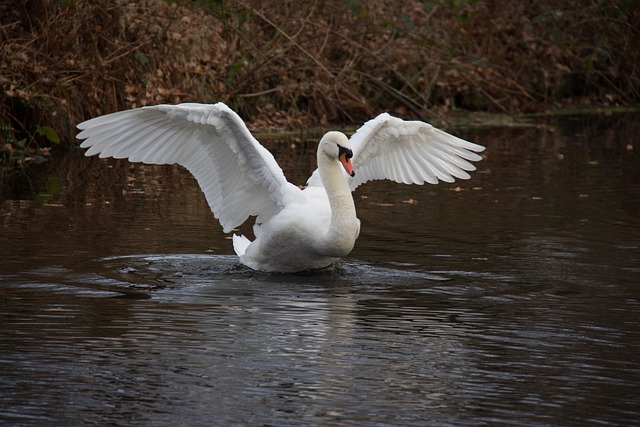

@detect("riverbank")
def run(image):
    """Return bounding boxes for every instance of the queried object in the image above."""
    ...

[1,0,639,165]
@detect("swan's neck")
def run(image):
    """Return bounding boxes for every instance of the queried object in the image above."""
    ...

[317,154,358,257]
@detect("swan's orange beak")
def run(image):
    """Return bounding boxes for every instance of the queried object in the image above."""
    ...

[340,153,355,177]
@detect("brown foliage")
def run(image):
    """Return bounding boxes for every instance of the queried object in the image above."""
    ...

[1,0,639,155]
[1,0,226,150]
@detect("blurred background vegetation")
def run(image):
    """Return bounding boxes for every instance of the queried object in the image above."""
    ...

[1,0,639,166]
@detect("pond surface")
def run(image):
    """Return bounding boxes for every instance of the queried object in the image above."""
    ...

[1,112,639,426]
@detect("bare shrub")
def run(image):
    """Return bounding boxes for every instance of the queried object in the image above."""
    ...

[1,0,638,155]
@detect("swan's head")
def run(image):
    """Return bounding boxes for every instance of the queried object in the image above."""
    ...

[320,131,355,177]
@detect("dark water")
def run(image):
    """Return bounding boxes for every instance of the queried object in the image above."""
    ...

[1,112,639,426]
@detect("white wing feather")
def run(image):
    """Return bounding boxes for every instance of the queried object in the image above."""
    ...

[346,113,484,190]
[77,102,294,233]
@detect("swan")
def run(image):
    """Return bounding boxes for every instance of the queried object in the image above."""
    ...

[77,102,484,273]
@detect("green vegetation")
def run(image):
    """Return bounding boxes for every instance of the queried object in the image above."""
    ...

[1,0,639,166]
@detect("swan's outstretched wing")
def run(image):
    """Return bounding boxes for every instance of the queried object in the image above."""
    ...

[346,113,485,190]
[77,102,293,233]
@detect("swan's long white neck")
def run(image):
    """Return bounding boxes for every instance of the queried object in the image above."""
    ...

[316,149,359,257]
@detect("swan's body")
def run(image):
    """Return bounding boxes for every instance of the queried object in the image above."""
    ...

[77,102,484,272]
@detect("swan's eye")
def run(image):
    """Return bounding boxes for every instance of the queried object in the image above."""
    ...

[337,145,353,159]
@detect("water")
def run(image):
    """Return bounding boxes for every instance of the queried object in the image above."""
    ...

[1,112,639,426]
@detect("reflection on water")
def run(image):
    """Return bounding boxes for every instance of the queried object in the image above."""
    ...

[1,112,639,426]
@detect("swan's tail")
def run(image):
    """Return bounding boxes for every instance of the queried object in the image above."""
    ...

[232,234,251,256]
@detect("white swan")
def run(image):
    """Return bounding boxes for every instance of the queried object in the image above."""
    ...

[77,102,484,272]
